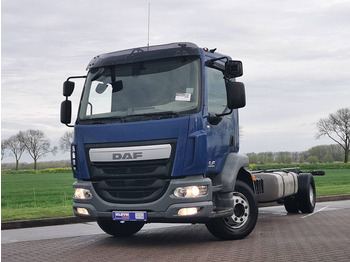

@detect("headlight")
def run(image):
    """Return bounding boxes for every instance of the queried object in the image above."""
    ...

[74,188,92,199]
[174,186,208,198]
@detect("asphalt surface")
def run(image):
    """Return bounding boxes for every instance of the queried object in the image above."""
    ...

[2,194,349,230]
[2,200,350,262]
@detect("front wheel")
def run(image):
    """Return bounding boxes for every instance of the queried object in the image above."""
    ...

[97,219,145,237]
[205,180,258,240]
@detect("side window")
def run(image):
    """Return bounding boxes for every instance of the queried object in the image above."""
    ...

[87,82,112,116]
[206,67,227,115]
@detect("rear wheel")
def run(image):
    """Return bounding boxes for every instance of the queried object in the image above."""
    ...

[205,180,258,240]
[97,219,145,237]
[296,173,316,213]
[284,196,299,213]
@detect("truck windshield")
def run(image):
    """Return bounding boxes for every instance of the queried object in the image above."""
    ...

[78,56,200,123]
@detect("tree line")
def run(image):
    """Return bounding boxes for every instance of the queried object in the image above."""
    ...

[247,144,344,164]
[2,130,73,170]
[248,107,350,164]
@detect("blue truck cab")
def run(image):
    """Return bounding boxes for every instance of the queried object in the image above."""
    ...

[61,42,259,240]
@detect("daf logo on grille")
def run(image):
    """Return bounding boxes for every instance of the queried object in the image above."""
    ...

[89,144,171,163]
[112,152,143,160]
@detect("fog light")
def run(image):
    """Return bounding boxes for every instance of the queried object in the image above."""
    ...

[174,186,208,198]
[74,188,92,199]
[76,208,89,215]
[178,207,199,216]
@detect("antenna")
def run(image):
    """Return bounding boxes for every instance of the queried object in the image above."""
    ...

[147,3,151,48]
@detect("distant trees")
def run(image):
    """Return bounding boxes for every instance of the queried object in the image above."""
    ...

[247,152,291,164]
[247,144,344,164]
[3,134,26,170]
[322,154,334,163]
[1,139,8,160]
[2,129,72,170]
[316,107,350,163]
[274,152,292,164]
[305,144,343,162]
[17,130,57,170]
[307,156,318,164]
[59,131,74,152]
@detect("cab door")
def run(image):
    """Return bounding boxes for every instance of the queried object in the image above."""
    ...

[205,66,237,174]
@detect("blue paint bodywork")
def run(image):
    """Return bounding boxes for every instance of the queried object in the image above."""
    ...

[72,43,240,180]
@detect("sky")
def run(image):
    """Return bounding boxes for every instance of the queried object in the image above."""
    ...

[2,0,350,163]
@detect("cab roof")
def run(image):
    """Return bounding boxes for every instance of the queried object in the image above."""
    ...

[86,42,202,70]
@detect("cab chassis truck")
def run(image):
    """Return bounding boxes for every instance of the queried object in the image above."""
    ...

[60,42,322,240]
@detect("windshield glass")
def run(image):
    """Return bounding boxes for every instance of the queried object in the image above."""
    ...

[78,57,200,122]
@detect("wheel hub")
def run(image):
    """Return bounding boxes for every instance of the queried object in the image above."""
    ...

[225,192,250,229]
[309,184,315,206]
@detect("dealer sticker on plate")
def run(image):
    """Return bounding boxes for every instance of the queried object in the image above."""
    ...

[112,211,147,221]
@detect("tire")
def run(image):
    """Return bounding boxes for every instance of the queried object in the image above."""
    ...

[284,196,299,213]
[97,219,145,237]
[296,173,316,213]
[205,180,258,240]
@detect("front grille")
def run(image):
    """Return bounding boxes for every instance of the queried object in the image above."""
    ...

[92,178,170,204]
[86,139,176,179]
[88,159,171,179]
[86,139,176,203]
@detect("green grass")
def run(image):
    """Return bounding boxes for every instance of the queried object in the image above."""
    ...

[2,206,74,221]
[313,169,350,196]
[1,171,75,222]
[1,168,349,221]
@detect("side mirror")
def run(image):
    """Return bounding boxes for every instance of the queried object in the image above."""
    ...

[63,80,75,97]
[226,81,246,109]
[60,100,72,124]
[225,60,243,78]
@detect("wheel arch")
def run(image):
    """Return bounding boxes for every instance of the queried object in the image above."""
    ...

[211,152,252,192]
[236,168,255,192]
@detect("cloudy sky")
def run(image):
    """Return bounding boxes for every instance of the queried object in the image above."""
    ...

[2,0,350,163]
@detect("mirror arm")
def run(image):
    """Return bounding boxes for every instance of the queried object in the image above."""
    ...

[67,75,87,81]
[207,56,228,65]
[216,109,233,117]
[206,57,229,70]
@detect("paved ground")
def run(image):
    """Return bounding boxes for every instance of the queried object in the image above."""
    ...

[2,200,350,262]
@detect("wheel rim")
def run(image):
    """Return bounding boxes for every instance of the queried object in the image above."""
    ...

[224,192,250,229]
[309,184,315,206]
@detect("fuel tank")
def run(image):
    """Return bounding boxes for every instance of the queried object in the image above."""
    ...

[254,171,298,203]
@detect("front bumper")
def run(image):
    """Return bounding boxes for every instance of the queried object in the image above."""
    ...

[73,175,222,223]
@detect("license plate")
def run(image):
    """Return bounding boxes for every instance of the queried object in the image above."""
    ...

[112,211,147,221]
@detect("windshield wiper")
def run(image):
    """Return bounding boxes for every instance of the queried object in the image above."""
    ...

[79,116,125,125]
[79,112,180,124]
[124,111,179,121]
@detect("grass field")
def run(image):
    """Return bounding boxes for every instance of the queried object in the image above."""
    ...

[1,171,75,221]
[1,168,349,222]
[313,169,350,196]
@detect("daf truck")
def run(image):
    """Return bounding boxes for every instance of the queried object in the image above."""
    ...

[60,42,319,240]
